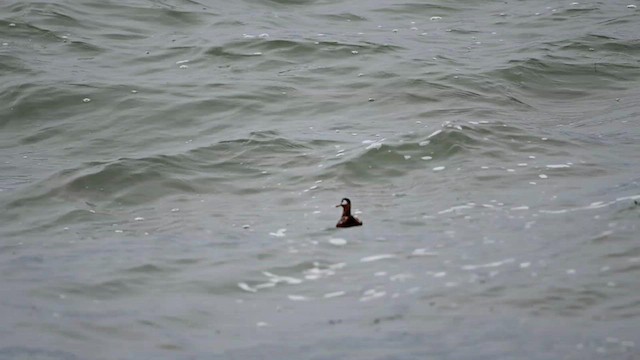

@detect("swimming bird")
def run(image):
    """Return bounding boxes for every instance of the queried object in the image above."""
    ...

[336,198,363,228]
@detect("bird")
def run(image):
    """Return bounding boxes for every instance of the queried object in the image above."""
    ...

[336,198,363,228]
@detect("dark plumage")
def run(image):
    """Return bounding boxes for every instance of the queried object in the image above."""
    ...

[336,198,363,228]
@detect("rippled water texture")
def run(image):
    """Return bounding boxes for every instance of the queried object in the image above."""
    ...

[1,0,640,359]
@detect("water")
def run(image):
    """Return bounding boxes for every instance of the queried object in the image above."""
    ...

[1,0,639,359]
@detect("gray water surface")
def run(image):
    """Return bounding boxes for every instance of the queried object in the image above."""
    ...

[1,0,639,359]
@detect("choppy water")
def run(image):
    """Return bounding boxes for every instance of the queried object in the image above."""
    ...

[1,0,640,359]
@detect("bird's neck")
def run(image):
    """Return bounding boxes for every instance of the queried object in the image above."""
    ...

[342,205,351,217]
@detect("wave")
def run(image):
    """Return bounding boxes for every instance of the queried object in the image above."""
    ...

[322,120,578,185]
[2,131,322,208]
[482,31,640,102]
[205,37,402,64]
[373,3,459,14]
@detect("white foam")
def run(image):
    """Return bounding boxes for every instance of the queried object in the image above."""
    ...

[615,194,640,202]
[360,289,387,301]
[546,164,570,168]
[238,282,257,293]
[427,129,442,138]
[360,254,396,263]
[539,174,548,179]
[323,291,346,298]
[328,238,347,246]
[587,201,605,208]
[269,228,287,237]
[462,258,515,270]
[262,271,302,285]
[419,140,430,146]
[539,209,567,214]
[255,282,276,289]
[510,206,529,211]
[411,248,438,256]
[366,141,383,150]
[438,203,475,214]
[538,194,640,215]
[287,295,309,301]
[421,156,433,160]
[175,59,190,64]
[303,267,336,280]
[433,166,445,171]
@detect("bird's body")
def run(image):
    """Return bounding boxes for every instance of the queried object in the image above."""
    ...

[336,198,362,228]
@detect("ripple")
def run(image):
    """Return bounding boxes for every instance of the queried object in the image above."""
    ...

[360,254,397,263]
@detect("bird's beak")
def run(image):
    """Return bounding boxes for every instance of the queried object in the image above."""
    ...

[335,204,342,207]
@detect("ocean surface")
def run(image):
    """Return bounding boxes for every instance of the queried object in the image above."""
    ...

[1,0,639,359]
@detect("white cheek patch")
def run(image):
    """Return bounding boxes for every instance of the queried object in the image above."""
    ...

[341,200,348,205]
